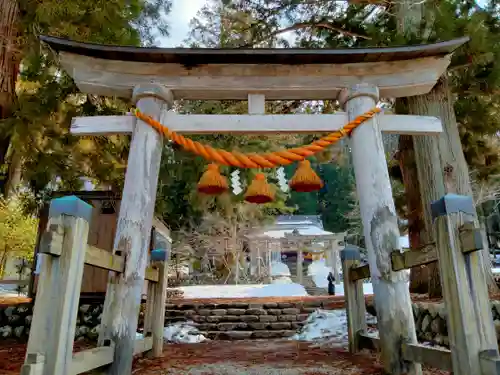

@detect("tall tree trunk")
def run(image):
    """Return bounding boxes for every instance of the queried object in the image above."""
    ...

[410,76,498,295]
[395,0,431,295]
[0,0,21,195]
[406,82,447,298]
[5,148,22,198]
[396,134,429,294]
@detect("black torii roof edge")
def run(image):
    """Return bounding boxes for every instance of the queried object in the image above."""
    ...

[39,35,470,66]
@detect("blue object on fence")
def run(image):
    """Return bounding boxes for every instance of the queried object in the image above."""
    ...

[151,249,169,262]
[48,195,93,222]
[341,245,361,261]
[431,193,475,220]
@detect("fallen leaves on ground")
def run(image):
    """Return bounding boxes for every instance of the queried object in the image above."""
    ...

[130,340,450,375]
[1,339,450,375]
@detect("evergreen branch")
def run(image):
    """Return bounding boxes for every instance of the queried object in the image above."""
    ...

[238,21,371,48]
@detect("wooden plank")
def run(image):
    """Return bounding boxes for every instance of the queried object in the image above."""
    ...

[84,245,160,282]
[479,350,500,375]
[20,354,45,375]
[133,337,153,355]
[248,94,265,114]
[142,282,156,337]
[357,332,380,351]
[71,115,134,135]
[60,51,452,77]
[152,217,172,243]
[391,226,483,271]
[350,264,371,281]
[85,245,124,272]
[431,195,498,375]
[401,343,452,371]
[341,247,367,353]
[24,197,92,375]
[0,279,30,286]
[71,113,443,136]
[151,249,169,357]
[60,51,451,99]
[391,244,437,271]
[70,346,114,374]
[340,84,419,374]
[145,266,159,283]
[98,84,170,375]
[459,222,483,254]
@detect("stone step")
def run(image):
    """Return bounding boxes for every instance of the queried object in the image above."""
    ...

[200,330,297,340]
[305,286,328,296]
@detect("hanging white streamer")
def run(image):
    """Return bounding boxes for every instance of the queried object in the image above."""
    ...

[231,170,242,195]
[276,167,289,192]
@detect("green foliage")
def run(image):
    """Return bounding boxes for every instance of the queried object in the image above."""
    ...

[284,157,357,234]
[0,0,172,209]
[155,99,296,232]
[229,0,500,183]
[0,197,37,276]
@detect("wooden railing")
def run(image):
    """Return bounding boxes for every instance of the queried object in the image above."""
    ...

[20,196,169,375]
[341,196,500,375]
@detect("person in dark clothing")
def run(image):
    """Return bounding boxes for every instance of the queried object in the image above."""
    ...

[327,271,335,295]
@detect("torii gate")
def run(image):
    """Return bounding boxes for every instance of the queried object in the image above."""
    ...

[39,36,470,374]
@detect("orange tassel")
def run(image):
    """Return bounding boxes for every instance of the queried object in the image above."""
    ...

[244,173,275,204]
[197,163,228,195]
[289,160,324,193]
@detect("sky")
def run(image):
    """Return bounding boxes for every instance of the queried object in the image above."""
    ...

[160,0,489,47]
[161,0,207,47]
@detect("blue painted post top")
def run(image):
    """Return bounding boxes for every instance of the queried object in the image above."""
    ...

[431,193,475,220]
[151,249,170,262]
[341,245,361,261]
[48,195,93,222]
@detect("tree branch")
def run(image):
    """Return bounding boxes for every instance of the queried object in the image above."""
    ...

[238,21,371,48]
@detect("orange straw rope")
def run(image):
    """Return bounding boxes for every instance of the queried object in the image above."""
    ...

[134,107,381,169]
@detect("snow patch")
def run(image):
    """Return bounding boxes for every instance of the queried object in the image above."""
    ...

[307,259,332,288]
[179,283,309,299]
[492,267,500,275]
[163,321,209,344]
[270,261,291,276]
[271,276,294,284]
[291,309,377,345]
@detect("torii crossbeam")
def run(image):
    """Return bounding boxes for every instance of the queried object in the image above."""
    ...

[36,35,469,375]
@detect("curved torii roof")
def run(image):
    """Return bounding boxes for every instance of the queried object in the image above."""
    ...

[40,35,469,100]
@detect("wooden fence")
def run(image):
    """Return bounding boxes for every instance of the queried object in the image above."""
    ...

[20,196,169,375]
[341,193,500,375]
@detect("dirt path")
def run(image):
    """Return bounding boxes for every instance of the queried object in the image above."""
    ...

[131,340,449,375]
[1,339,449,375]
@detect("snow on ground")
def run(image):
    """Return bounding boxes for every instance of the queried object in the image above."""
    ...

[307,259,332,288]
[270,261,291,276]
[292,309,377,345]
[271,276,294,284]
[179,283,309,299]
[270,261,294,284]
[0,285,26,298]
[306,258,374,296]
[318,282,373,297]
[163,321,209,343]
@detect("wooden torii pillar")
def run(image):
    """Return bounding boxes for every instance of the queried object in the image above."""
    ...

[40,35,469,375]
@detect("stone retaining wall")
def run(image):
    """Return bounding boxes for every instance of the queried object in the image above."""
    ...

[0,302,106,342]
[412,300,500,347]
[0,299,336,342]
[164,300,334,340]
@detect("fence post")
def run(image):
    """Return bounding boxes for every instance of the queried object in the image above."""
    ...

[341,245,367,353]
[142,282,155,338]
[431,194,499,375]
[21,196,92,375]
[150,248,169,357]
